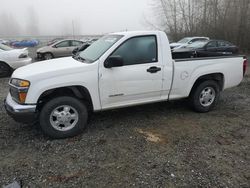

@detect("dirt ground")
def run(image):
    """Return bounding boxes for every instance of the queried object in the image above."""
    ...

[0,67,249,187]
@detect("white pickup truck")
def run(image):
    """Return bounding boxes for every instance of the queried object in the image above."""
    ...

[4,31,247,138]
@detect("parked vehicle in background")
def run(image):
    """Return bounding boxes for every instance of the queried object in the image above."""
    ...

[172,40,239,59]
[47,38,64,46]
[81,38,99,43]
[4,31,246,139]
[72,43,91,56]
[0,39,9,45]
[170,37,209,50]
[37,39,84,60]
[0,43,32,77]
[89,38,99,43]
[11,39,39,48]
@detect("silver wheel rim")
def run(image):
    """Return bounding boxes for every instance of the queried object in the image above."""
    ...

[199,87,216,107]
[44,54,52,60]
[50,105,79,131]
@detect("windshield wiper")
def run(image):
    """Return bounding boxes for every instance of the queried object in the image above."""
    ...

[73,54,85,62]
[77,56,85,62]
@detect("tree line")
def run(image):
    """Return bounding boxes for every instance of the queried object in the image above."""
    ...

[151,0,250,52]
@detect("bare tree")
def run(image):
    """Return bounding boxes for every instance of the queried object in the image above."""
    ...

[25,6,40,36]
[149,0,250,51]
[0,12,22,36]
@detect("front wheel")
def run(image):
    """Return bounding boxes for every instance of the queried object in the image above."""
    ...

[189,80,220,113]
[39,96,88,139]
[0,62,11,78]
[43,53,53,60]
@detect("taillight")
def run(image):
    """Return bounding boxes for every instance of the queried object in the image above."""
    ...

[243,58,248,76]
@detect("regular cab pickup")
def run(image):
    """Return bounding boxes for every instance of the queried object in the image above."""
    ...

[4,31,247,138]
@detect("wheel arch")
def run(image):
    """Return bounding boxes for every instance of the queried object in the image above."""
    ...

[189,73,224,96]
[36,85,93,112]
[0,60,13,69]
[41,52,54,58]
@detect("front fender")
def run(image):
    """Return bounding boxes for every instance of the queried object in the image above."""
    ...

[25,69,101,111]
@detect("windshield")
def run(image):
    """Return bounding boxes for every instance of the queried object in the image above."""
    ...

[187,41,207,48]
[79,35,123,62]
[177,37,191,44]
[0,43,13,51]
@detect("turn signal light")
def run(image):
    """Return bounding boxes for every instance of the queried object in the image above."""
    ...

[19,80,30,87]
[19,92,27,103]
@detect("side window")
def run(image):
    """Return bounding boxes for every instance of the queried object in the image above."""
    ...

[206,41,217,48]
[189,39,195,44]
[191,39,199,43]
[71,41,83,46]
[218,41,232,47]
[55,41,70,48]
[111,36,157,66]
[218,41,226,47]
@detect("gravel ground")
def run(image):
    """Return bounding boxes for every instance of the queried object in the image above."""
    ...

[0,65,250,187]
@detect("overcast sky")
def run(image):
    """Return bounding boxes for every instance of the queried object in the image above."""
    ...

[0,0,154,36]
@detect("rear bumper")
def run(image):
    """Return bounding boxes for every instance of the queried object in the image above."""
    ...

[4,93,37,124]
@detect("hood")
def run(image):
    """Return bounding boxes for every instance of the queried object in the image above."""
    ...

[172,44,189,50]
[12,48,28,54]
[170,42,181,47]
[37,46,50,53]
[12,57,87,80]
[0,48,28,59]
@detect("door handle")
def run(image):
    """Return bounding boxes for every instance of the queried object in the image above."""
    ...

[147,66,161,73]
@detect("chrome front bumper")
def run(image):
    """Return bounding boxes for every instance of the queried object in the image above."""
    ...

[4,93,37,124]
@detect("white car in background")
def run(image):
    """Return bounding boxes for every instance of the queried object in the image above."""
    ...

[0,39,9,45]
[170,37,209,50]
[0,43,32,77]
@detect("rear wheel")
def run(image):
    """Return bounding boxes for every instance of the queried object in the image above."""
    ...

[189,80,220,113]
[43,53,53,60]
[0,62,11,78]
[39,96,88,139]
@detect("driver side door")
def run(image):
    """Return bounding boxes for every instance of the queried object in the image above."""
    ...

[99,35,163,109]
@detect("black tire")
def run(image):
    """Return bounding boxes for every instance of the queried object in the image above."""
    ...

[39,96,88,139]
[189,80,220,113]
[43,52,53,60]
[0,62,11,78]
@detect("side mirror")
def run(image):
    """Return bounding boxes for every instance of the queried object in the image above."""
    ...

[104,56,124,68]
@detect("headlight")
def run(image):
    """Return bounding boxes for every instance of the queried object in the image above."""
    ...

[9,78,30,104]
[10,78,30,87]
[19,53,28,58]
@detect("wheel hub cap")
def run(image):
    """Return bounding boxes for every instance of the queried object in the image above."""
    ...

[50,105,79,131]
[199,87,216,107]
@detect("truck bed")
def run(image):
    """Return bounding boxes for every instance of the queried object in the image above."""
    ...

[168,55,244,100]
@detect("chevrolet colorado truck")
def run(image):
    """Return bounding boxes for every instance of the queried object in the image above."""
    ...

[4,31,247,138]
